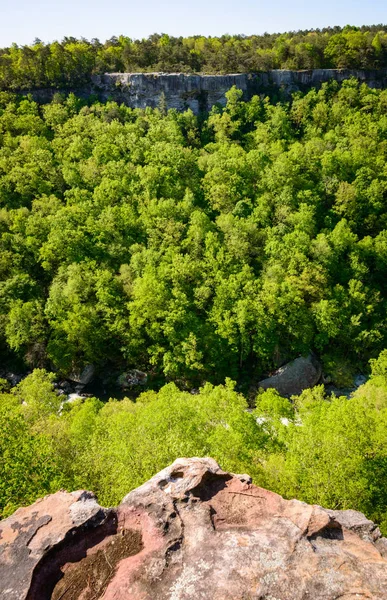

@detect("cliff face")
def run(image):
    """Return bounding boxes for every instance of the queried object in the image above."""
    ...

[26,69,387,113]
[2,457,387,600]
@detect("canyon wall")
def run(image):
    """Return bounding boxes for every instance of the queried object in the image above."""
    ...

[25,69,387,113]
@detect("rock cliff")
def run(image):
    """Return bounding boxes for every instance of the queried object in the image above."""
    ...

[1,457,387,599]
[24,69,387,114]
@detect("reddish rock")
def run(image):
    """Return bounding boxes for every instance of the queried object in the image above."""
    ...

[1,457,387,599]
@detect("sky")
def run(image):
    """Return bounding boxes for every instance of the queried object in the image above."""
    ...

[0,0,386,47]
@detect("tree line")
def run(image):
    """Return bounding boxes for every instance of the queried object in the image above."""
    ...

[1,25,387,90]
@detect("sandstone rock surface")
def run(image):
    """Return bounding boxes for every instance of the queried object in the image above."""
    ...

[1,457,387,599]
[259,353,322,396]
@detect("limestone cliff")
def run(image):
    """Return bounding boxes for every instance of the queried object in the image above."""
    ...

[1,457,387,599]
[24,69,387,113]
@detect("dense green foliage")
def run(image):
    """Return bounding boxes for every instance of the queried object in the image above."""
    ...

[2,353,387,532]
[1,25,387,90]
[260,350,387,532]
[1,80,387,383]
[1,74,387,531]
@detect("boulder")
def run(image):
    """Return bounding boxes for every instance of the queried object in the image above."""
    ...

[354,374,367,388]
[5,372,25,387]
[56,380,74,394]
[116,369,147,389]
[68,364,95,386]
[66,392,86,403]
[259,353,322,396]
[2,457,387,599]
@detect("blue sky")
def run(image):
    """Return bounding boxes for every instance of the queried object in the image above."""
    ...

[0,0,386,47]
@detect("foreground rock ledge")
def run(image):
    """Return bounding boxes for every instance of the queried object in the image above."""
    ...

[1,458,387,599]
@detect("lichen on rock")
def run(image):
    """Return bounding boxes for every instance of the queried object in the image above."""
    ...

[1,457,387,599]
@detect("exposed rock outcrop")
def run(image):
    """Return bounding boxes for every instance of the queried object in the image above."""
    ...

[116,369,148,389]
[259,353,322,396]
[20,68,387,114]
[68,364,95,387]
[1,457,387,599]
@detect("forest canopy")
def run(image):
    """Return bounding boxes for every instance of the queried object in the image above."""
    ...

[1,25,387,90]
[1,79,387,387]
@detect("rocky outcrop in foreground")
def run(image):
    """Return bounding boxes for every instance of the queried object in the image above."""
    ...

[1,458,387,599]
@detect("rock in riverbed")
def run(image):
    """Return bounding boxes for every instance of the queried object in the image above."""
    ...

[259,353,322,396]
[116,369,148,389]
